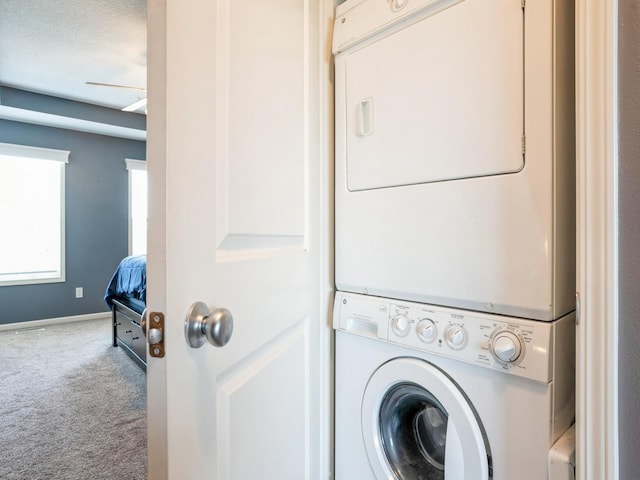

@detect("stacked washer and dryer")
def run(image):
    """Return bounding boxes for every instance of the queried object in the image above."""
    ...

[332,0,576,479]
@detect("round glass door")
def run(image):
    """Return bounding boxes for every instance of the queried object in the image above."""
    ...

[379,382,448,479]
[362,358,492,480]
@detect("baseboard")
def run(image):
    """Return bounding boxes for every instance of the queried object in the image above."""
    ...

[0,312,111,332]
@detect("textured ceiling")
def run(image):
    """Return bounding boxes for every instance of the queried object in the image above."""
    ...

[0,0,147,111]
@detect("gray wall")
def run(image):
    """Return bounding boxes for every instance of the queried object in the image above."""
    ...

[618,1,640,477]
[0,88,146,324]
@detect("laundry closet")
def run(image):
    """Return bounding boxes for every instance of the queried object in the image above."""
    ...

[332,0,576,478]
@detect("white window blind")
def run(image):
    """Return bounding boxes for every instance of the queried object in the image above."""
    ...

[0,142,69,286]
[125,159,147,256]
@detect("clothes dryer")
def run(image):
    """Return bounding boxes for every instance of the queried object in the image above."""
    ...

[334,291,575,480]
[333,0,575,320]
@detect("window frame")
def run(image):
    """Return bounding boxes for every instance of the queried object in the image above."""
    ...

[0,142,70,287]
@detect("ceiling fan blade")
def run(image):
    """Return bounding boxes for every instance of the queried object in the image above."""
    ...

[122,98,148,112]
[86,81,146,92]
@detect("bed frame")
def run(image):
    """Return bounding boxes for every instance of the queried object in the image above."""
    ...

[112,298,147,371]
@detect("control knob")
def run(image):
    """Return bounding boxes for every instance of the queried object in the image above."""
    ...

[491,330,523,364]
[445,325,467,350]
[391,314,411,337]
[416,319,437,343]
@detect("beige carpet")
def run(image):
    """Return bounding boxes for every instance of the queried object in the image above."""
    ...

[0,318,147,480]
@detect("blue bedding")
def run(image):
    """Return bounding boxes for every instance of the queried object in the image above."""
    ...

[104,255,147,308]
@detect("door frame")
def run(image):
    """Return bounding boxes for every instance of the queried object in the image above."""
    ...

[575,0,619,479]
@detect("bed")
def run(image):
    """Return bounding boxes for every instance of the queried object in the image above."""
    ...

[104,255,147,370]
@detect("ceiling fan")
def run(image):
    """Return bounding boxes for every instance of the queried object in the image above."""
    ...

[85,81,147,113]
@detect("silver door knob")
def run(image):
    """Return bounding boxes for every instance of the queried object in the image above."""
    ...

[184,301,234,348]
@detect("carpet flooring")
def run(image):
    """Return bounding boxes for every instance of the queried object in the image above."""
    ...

[0,318,147,480]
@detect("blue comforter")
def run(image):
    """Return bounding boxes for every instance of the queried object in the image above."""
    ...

[104,255,147,308]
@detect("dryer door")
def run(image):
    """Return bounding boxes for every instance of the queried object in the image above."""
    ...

[341,0,523,191]
[362,358,491,480]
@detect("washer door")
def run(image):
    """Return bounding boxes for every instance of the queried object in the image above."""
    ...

[362,358,492,480]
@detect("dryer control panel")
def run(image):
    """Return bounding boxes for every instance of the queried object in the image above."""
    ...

[333,291,575,384]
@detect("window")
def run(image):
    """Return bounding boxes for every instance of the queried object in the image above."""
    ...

[0,142,69,286]
[125,159,147,256]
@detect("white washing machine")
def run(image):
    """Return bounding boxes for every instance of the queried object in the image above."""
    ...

[334,292,575,479]
[333,0,576,321]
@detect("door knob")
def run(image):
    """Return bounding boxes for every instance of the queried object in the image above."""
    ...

[184,301,234,348]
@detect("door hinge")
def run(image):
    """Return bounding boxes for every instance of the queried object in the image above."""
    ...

[142,310,165,358]
[521,135,526,156]
[521,0,526,8]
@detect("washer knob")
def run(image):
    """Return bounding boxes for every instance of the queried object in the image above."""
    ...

[391,315,410,337]
[445,326,466,349]
[416,319,437,343]
[491,331,523,364]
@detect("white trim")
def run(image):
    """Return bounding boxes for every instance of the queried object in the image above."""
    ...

[0,141,69,163]
[60,154,67,284]
[0,105,147,141]
[125,158,147,171]
[0,312,111,332]
[575,0,619,479]
[0,274,65,287]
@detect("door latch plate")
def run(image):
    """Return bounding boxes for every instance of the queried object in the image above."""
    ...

[148,311,165,358]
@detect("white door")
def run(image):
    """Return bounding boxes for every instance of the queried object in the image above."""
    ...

[146,1,333,479]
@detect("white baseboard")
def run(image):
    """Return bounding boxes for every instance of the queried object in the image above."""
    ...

[0,312,111,332]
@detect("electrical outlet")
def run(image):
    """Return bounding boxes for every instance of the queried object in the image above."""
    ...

[75,287,83,298]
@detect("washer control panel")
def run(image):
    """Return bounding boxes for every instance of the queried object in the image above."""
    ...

[334,291,574,383]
